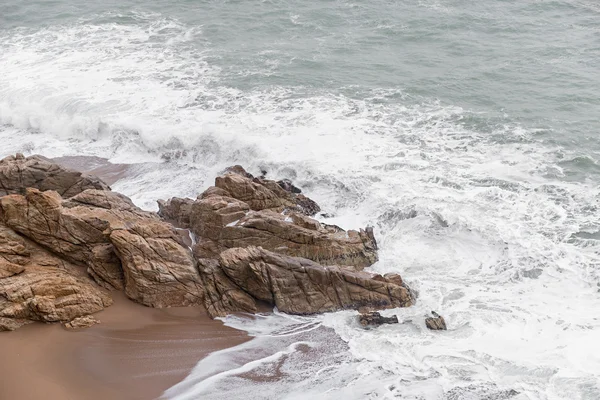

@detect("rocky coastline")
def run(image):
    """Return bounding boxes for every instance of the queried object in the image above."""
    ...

[0,153,414,332]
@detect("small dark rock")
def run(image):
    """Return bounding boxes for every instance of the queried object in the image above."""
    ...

[425,311,447,330]
[359,311,399,327]
[277,179,302,194]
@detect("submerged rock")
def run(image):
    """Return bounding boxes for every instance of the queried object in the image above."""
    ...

[425,311,447,330]
[199,246,412,318]
[358,311,399,327]
[0,153,110,198]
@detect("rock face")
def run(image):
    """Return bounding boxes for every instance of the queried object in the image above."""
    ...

[160,166,378,269]
[199,246,413,318]
[0,223,113,331]
[0,188,203,308]
[358,311,399,327]
[425,311,447,330]
[0,157,414,331]
[0,153,110,198]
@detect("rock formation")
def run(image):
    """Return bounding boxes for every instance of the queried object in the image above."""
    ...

[199,246,412,318]
[358,311,399,327]
[160,166,378,269]
[0,153,110,197]
[425,311,447,330]
[0,188,203,308]
[0,223,113,331]
[0,155,414,331]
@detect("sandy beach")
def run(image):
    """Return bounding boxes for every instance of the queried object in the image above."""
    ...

[0,156,249,400]
[0,293,249,400]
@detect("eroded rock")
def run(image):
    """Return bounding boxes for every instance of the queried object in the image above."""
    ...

[0,188,203,308]
[0,263,112,331]
[159,166,377,269]
[359,311,399,327]
[425,311,447,330]
[0,153,110,198]
[199,246,412,318]
[192,208,378,269]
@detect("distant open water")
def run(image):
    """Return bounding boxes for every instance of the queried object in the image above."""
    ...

[1,1,599,399]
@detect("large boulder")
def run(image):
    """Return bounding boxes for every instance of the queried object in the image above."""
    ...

[0,188,203,308]
[158,166,377,269]
[199,246,412,318]
[192,207,378,269]
[158,165,320,229]
[0,223,112,331]
[0,189,125,290]
[0,153,110,198]
[0,263,113,331]
[214,166,320,216]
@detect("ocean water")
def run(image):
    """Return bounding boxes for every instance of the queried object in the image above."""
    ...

[1,1,600,399]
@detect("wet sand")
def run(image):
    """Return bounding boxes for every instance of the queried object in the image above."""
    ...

[0,293,249,400]
[2,156,249,400]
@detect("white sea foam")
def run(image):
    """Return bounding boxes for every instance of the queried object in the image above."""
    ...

[1,11,599,400]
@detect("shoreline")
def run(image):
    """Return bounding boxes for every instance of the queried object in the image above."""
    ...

[0,292,250,400]
[1,156,250,400]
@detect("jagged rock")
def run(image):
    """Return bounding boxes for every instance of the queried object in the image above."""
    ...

[425,311,447,330]
[189,195,250,240]
[192,208,378,269]
[199,246,412,318]
[0,221,112,331]
[159,166,376,269]
[157,197,195,228]
[358,311,399,327]
[213,166,320,216]
[0,189,203,308]
[63,315,100,330]
[110,225,203,308]
[0,263,112,331]
[0,153,110,198]
[0,189,125,290]
[197,258,258,317]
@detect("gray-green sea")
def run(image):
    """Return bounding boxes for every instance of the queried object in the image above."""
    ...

[1,1,599,399]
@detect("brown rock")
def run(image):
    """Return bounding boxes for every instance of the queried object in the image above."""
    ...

[189,195,250,240]
[358,311,399,327]
[0,221,112,331]
[197,258,258,318]
[63,315,100,330]
[192,208,378,269]
[0,264,112,331]
[0,189,203,307]
[0,154,110,198]
[200,246,412,317]
[209,166,320,216]
[157,197,195,228]
[110,225,202,308]
[425,311,447,330]
[0,189,124,290]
